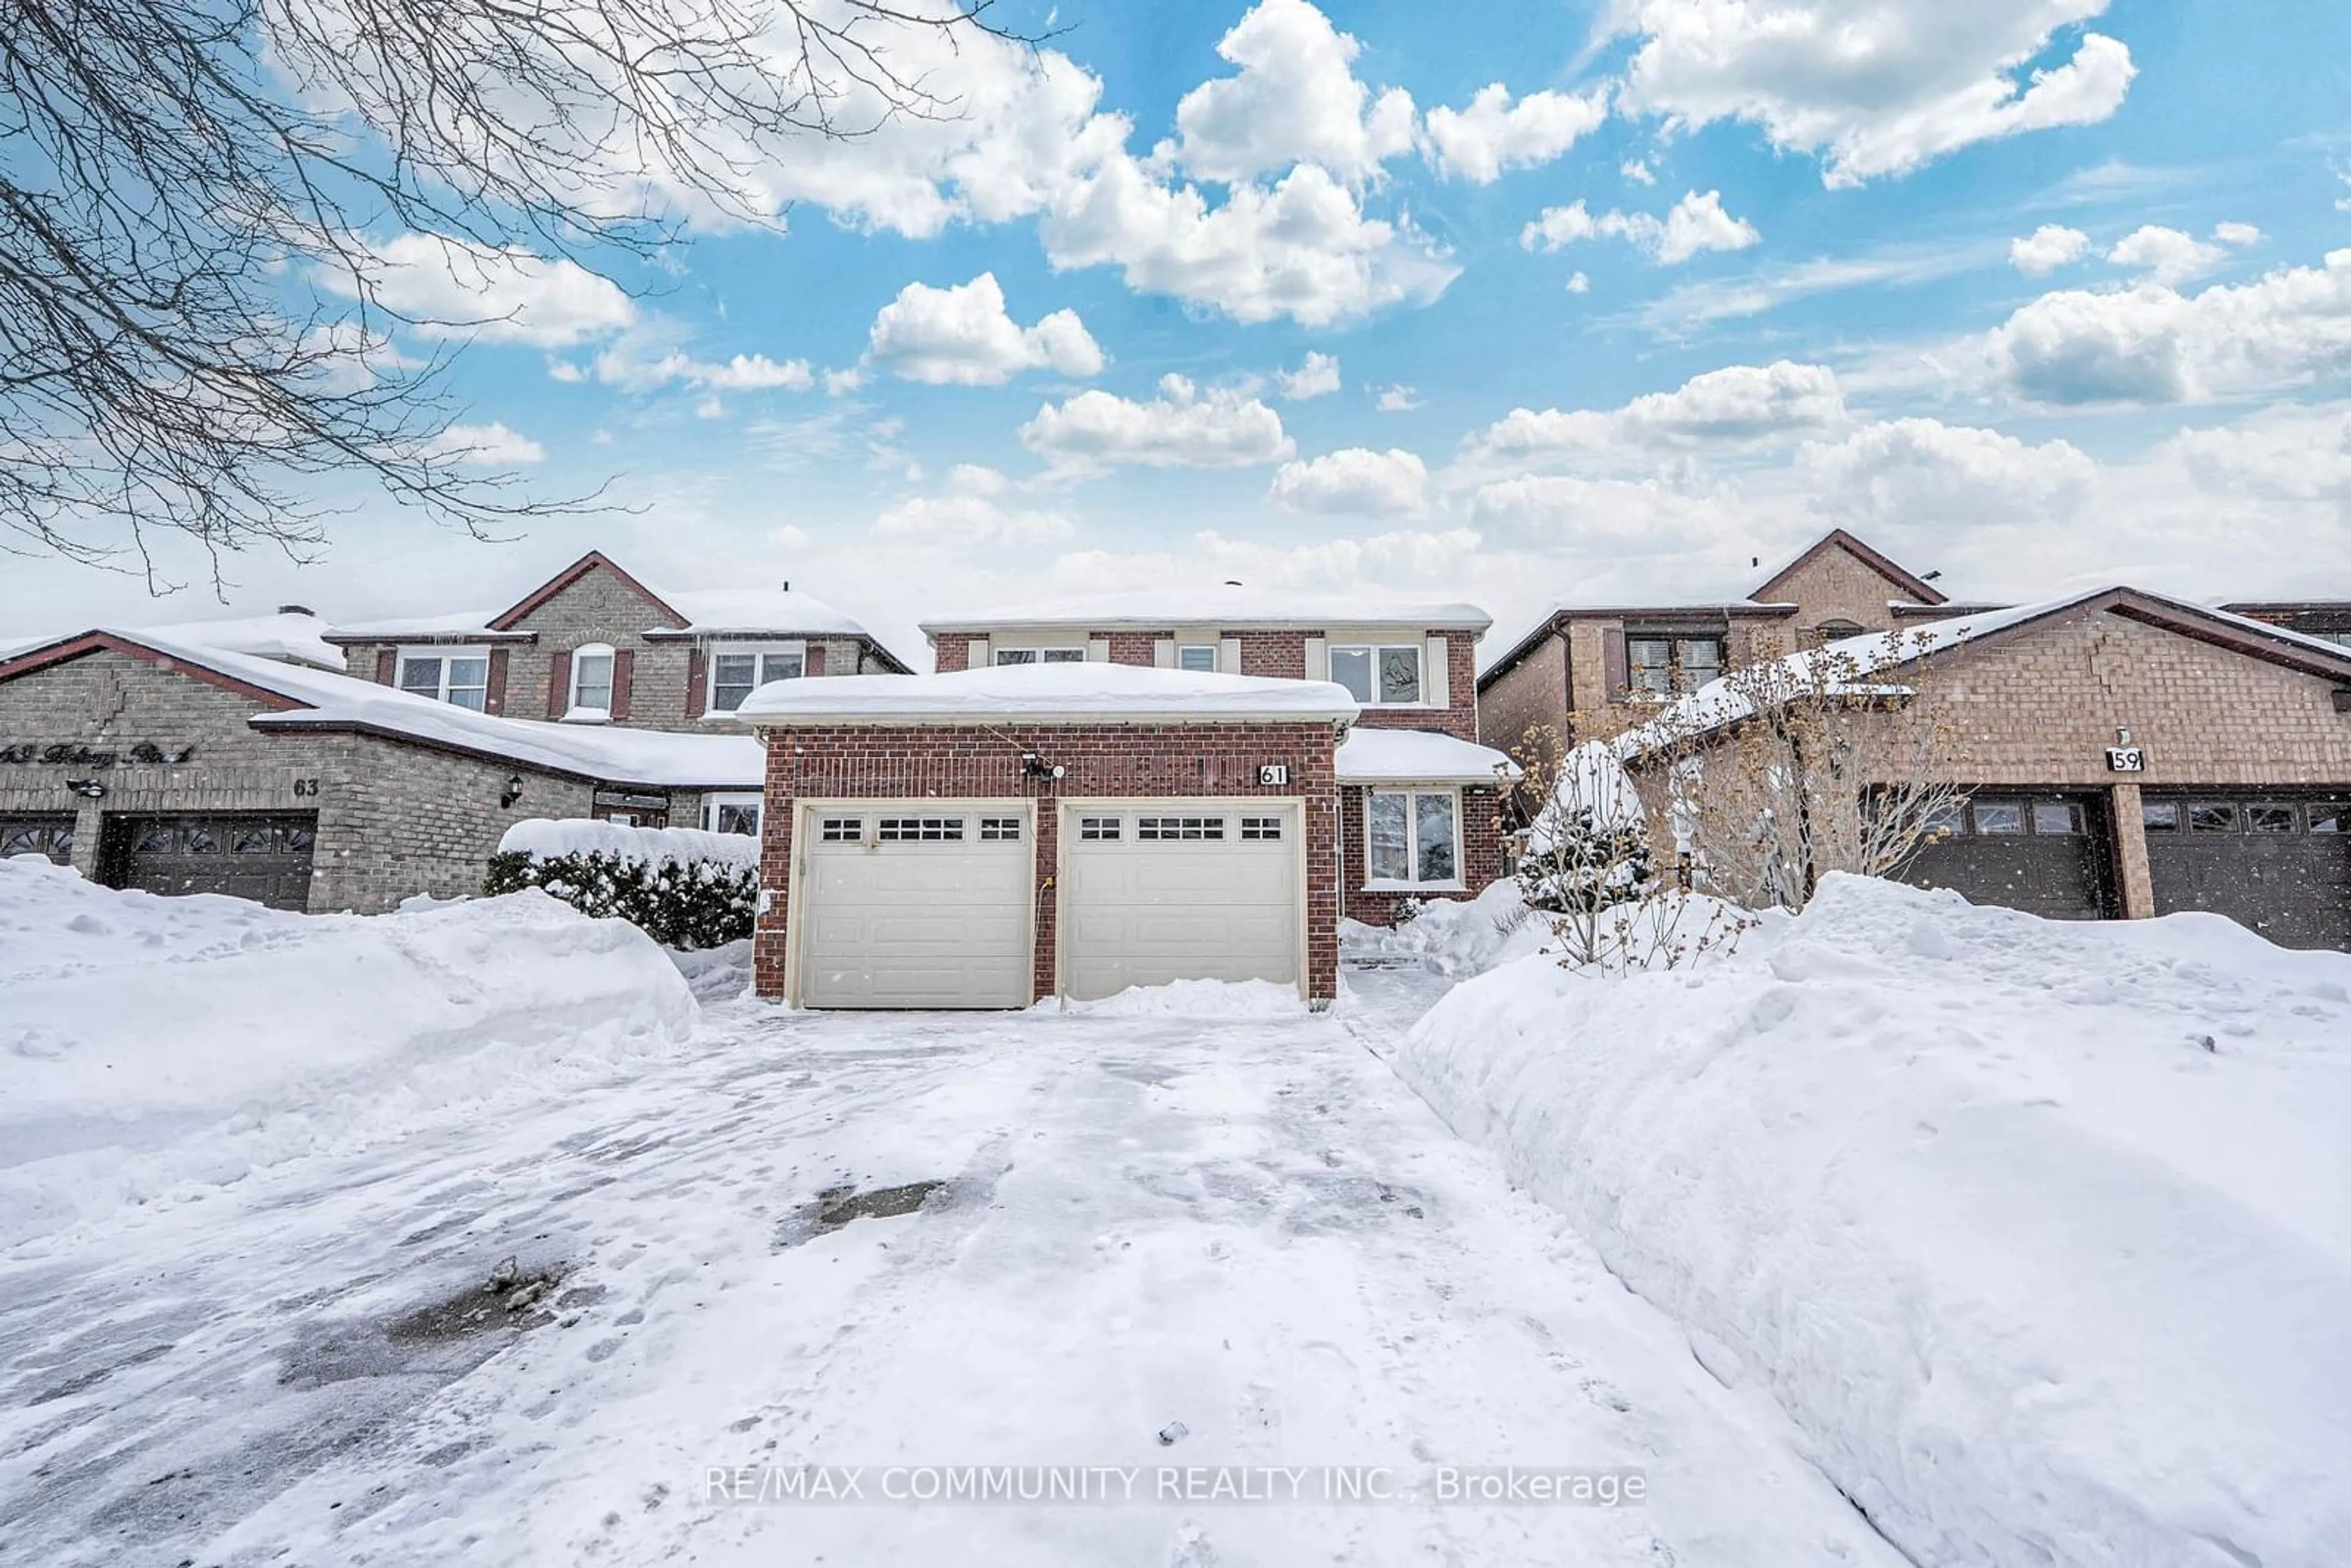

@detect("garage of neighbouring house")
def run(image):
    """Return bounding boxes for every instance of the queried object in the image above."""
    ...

[733,663,1357,1007]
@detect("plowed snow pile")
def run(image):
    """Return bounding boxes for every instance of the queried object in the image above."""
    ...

[0,857,696,1241]
[1394,873,2351,1566]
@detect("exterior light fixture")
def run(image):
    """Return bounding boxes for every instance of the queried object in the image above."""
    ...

[1020,751,1066,782]
[500,774,525,809]
[66,778,107,800]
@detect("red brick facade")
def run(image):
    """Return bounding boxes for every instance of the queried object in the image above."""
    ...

[753,721,1343,1005]
[1338,782,1507,927]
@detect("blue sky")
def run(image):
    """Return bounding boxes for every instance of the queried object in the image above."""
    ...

[13,0,2351,666]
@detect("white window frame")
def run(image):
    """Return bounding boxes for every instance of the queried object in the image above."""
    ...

[566,642,616,721]
[1176,643,1219,673]
[1363,788,1463,890]
[703,792,763,837]
[395,645,492,710]
[707,642,808,712]
[1329,642,1426,707]
[995,647,1088,666]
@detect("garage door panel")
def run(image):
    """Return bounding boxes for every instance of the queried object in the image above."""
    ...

[2145,793,2351,950]
[1895,793,2111,922]
[1060,803,1301,1002]
[797,812,1032,1008]
[100,813,317,910]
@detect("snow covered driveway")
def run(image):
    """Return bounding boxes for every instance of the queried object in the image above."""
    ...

[1,969,1899,1567]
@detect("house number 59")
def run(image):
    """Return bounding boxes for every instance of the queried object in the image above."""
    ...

[293,777,321,797]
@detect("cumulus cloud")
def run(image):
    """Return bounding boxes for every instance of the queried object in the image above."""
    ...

[865,272,1104,385]
[589,331,813,395]
[873,467,1078,544]
[1468,473,1742,551]
[1269,447,1430,514]
[2161,403,2351,502]
[421,422,546,468]
[1798,418,2097,525]
[1518,190,1758,265]
[1566,271,1591,294]
[1168,0,1417,184]
[1422,84,1610,184]
[1610,0,2135,186]
[1463,361,1845,461]
[350,234,635,347]
[1019,373,1294,470]
[1276,351,1343,400]
[2105,225,2225,286]
[1374,384,1423,412]
[2214,221,2264,249]
[2010,224,2091,275]
[1622,158,1657,185]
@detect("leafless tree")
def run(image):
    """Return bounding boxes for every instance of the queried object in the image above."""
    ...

[1,0,1032,590]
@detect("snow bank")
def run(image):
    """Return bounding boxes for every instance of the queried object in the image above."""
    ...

[0,858,697,1242]
[1392,874,2351,1566]
[1342,881,1554,977]
[497,816,762,869]
[1045,978,1311,1018]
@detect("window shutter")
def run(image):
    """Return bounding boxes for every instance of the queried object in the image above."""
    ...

[547,651,572,718]
[1152,639,1176,669]
[1603,632,1629,700]
[806,643,827,677]
[1220,636,1243,675]
[485,648,509,715]
[1303,636,1328,681]
[1086,638,1110,662]
[685,648,707,718]
[373,648,396,685]
[969,637,990,669]
[609,649,634,721]
[1424,636,1449,709]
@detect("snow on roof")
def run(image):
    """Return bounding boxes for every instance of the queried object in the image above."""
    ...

[1337,729,1519,784]
[653,587,874,639]
[1,628,761,787]
[2,611,347,672]
[920,585,1492,637]
[323,607,510,641]
[730,661,1361,726]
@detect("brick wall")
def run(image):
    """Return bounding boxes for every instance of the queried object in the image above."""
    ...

[1477,632,1567,759]
[1761,546,1910,636]
[752,721,1343,1003]
[1337,782,1505,926]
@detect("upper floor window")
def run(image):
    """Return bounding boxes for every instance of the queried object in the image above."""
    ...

[996,647,1087,665]
[1627,635,1724,696]
[1331,643,1422,706]
[569,643,615,717]
[1814,620,1865,643]
[2316,629,2351,650]
[710,645,805,711]
[397,648,490,711]
[1177,643,1218,673]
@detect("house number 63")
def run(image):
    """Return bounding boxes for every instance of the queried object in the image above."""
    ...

[293,777,321,797]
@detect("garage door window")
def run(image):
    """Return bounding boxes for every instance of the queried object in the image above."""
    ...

[2189,803,2239,833]
[2143,801,2182,832]
[1972,800,2026,835]
[1079,816,1120,841]
[1367,790,1460,886]
[2313,806,2346,835]
[820,816,863,842]
[2248,803,2300,833]
[879,817,964,841]
[980,816,1022,842]
[1138,816,1224,841]
[2031,801,2084,835]
[1240,816,1283,841]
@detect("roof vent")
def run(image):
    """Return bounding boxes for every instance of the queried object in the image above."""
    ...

[276,604,315,617]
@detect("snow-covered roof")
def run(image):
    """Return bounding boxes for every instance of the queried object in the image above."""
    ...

[323,608,517,643]
[1337,729,1519,784]
[920,585,1491,638]
[729,662,1361,726]
[2,610,347,672]
[648,587,875,639]
[0,629,762,788]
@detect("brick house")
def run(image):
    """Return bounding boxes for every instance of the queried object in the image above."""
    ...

[921,592,1516,929]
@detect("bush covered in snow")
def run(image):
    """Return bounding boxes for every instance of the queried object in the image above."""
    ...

[486,817,759,950]
[1393,874,2351,1565]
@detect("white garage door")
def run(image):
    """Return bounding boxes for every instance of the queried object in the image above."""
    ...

[1059,802,1302,1002]
[797,807,1033,1008]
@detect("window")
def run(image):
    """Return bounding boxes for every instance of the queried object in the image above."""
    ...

[2188,802,2239,833]
[1239,816,1283,841]
[1177,644,1218,673]
[819,817,863,842]
[1136,816,1224,841]
[1079,816,1120,841]
[1815,620,1865,642]
[704,794,763,836]
[186,824,220,853]
[1330,643,1423,706]
[231,825,274,854]
[878,816,964,841]
[2312,805,2347,835]
[2247,803,2299,833]
[1367,790,1459,885]
[1922,801,1967,840]
[2142,801,2182,833]
[1971,800,2026,835]
[995,647,1087,665]
[2314,629,2351,649]
[708,646,806,712]
[1626,636,1725,696]
[396,649,490,710]
[980,817,1022,842]
[2031,801,2084,836]
[569,643,615,716]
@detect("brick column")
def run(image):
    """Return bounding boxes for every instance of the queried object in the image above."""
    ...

[2108,781,2155,920]
[70,800,104,882]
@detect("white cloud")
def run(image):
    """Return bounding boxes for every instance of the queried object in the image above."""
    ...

[353,234,635,347]
[1374,384,1423,412]
[1622,159,1657,185]
[1269,447,1430,514]
[1798,418,2097,525]
[824,367,865,397]
[1468,473,1742,550]
[694,396,727,420]
[1984,248,2351,404]
[1566,271,1591,294]
[421,422,545,468]
[2214,221,2265,249]
[1019,373,1294,470]
[865,272,1104,386]
[1422,84,1610,184]
[590,332,812,395]
[1611,0,2136,186]
[693,353,817,391]
[1519,190,1758,265]
[546,359,586,383]
[2106,225,2226,286]
[1169,0,1417,184]
[2010,223,2091,275]
[1275,351,1343,400]
[2162,403,2351,501]
[1464,361,1845,461]
[873,466,1078,545]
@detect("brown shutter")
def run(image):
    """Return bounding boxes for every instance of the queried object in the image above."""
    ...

[806,643,826,677]
[547,651,571,719]
[373,648,396,685]
[685,648,707,719]
[1603,631,1629,701]
[609,648,634,722]
[484,648,509,715]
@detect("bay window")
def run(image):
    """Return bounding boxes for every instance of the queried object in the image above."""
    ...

[396,648,490,710]
[710,645,806,711]
[1366,789,1460,887]
[1331,643,1423,706]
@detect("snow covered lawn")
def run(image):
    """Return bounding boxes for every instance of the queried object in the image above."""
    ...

[0,921,1900,1565]
[1395,875,2351,1567]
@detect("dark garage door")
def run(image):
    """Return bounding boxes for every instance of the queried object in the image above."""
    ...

[2143,795,2350,950]
[1,814,77,866]
[1897,793,2115,920]
[100,814,318,910]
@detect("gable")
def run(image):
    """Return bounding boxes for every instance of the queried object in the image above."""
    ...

[0,634,304,712]
[1752,530,1945,611]
[489,552,686,633]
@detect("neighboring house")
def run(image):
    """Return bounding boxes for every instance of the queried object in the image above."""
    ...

[1478,528,1998,762]
[2218,600,2351,651]
[324,551,911,746]
[923,591,1515,926]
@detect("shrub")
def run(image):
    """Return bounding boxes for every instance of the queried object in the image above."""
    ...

[484,819,759,950]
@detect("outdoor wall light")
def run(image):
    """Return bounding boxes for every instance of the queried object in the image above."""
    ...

[1020,751,1066,782]
[500,774,526,809]
[2116,726,2133,746]
[65,778,107,800]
